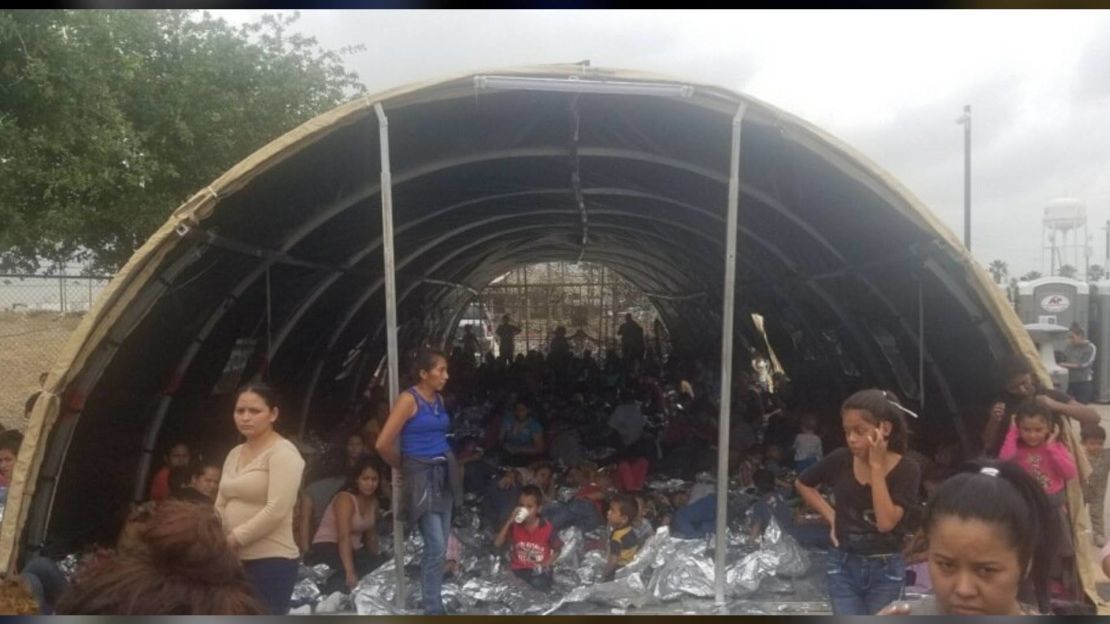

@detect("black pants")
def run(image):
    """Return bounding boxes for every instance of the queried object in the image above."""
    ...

[1069,380,1094,404]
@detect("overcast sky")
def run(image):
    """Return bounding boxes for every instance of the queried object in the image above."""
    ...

[214,9,1110,279]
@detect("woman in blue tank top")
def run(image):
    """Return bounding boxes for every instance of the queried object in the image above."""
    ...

[375,347,457,615]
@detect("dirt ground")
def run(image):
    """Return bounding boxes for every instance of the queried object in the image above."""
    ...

[0,312,83,431]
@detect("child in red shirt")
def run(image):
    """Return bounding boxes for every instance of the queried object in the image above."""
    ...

[494,485,562,591]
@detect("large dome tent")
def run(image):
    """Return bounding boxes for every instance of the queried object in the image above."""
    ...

[2,63,1101,610]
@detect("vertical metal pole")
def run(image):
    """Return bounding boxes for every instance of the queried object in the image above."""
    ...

[374,102,405,608]
[524,267,531,353]
[918,280,925,416]
[599,266,605,348]
[57,264,65,315]
[960,105,971,251]
[715,102,747,607]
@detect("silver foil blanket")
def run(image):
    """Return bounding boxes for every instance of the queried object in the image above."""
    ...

[341,503,820,615]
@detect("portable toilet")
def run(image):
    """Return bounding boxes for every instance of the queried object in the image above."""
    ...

[1092,280,1110,402]
[1016,277,1090,391]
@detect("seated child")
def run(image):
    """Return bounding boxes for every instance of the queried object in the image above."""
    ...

[602,494,640,582]
[494,486,562,591]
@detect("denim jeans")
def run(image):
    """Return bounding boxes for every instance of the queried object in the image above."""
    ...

[20,556,69,615]
[418,508,452,615]
[824,550,906,615]
[672,494,718,539]
[242,557,300,615]
[543,498,603,533]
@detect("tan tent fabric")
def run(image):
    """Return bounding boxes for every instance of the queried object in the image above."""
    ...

[3,64,1102,612]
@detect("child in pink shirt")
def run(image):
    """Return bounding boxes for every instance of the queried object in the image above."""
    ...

[998,399,1078,598]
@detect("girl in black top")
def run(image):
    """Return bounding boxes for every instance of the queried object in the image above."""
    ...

[795,389,921,616]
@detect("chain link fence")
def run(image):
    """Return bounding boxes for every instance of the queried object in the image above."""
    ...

[0,274,111,430]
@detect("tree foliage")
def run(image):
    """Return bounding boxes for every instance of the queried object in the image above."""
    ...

[987,259,1008,284]
[0,10,365,273]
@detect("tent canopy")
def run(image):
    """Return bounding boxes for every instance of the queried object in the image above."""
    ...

[3,64,1058,577]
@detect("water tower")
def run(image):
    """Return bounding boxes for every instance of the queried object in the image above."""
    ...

[1042,197,1090,277]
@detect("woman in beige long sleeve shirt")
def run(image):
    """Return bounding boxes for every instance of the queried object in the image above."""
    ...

[216,382,306,615]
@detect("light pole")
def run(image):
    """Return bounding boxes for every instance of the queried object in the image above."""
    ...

[956,105,971,251]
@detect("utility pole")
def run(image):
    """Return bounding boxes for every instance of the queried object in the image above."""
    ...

[957,105,972,251]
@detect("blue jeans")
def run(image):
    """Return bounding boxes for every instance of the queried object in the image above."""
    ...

[825,550,906,615]
[20,556,69,615]
[242,557,299,615]
[543,499,603,533]
[672,494,718,539]
[418,509,452,615]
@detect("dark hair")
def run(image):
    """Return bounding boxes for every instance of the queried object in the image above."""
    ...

[57,501,264,614]
[408,347,446,381]
[342,455,384,496]
[0,430,23,455]
[164,441,190,458]
[235,381,280,410]
[520,485,544,506]
[1014,399,1055,428]
[1069,325,1085,338]
[1082,423,1107,443]
[610,494,637,522]
[753,469,776,494]
[840,389,910,454]
[997,354,1034,389]
[924,460,1055,614]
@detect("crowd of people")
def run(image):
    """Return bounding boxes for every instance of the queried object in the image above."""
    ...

[2,313,1110,617]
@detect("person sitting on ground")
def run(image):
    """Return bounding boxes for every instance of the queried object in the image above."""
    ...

[879,461,1054,616]
[998,400,1078,600]
[482,460,556,530]
[792,414,823,473]
[148,441,191,502]
[305,456,385,594]
[602,494,640,582]
[56,500,264,615]
[1081,424,1110,546]
[543,464,610,533]
[981,354,1099,457]
[749,469,830,548]
[169,461,221,504]
[0,430,23,493]
[494,485,562,592]
[500,400,546,467]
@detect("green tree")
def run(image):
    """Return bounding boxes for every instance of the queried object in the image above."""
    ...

[1020,270,1043,281]
[1058,265,1078,279]
[0,10,365,273]
[987,259,1008,284]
